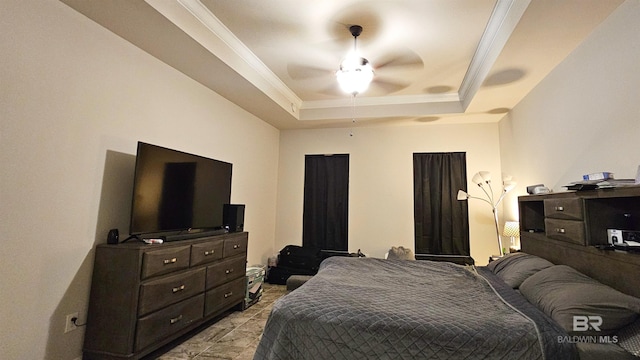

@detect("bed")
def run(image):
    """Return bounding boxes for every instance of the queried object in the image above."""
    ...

[254,245,640,359]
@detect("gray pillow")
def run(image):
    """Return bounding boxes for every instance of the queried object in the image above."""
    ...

[520,265,640,335]
[386,246,415,260]
[486,252,554,288]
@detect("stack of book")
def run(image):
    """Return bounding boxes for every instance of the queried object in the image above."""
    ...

[582,172,614,181]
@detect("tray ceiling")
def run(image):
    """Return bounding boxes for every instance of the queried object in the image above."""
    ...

[60,0,623,129]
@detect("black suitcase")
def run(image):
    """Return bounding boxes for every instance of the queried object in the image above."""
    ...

[267,265,316,285]
[278,245,321,272]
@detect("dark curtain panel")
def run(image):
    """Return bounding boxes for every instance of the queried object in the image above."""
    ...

[413,152,469,255]
[303,154,349,251]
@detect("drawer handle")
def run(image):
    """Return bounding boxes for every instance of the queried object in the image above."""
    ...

[224,291,233,298]
[225,269,234,274]
[204,250,215,256]
[163,257,177,265]
[233,244,240,249]
[170,315,183,324]
[555,228,566,234]
[172,285,185,293]
[554,206,564,211]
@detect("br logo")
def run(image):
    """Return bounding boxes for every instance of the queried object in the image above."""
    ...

[573,315,602,332]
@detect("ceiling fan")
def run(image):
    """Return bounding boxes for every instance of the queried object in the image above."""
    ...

[287,24,424,97]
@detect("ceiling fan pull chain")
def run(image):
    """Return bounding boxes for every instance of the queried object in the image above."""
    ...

[349,94,356,137]
[351,94,356,122]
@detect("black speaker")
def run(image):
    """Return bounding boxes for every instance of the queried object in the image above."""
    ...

[223,204,245,233]
[107,228,119,244]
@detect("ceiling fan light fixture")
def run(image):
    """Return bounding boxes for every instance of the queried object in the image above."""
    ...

[336,25,374,96]
[336,56,374,95]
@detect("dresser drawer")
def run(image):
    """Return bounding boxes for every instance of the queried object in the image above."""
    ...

[141,245,191,280]
[223,235,248,258]
[135,294,204,352]
[545,218,586,245]
[206,255,246,290]
[191,239,224,266]
[139,268,205,316]
[204,277,245,317]
[544,198,584,220]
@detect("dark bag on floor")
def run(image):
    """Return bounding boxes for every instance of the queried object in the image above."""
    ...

[278,245,321,272]
[267,265,316,285]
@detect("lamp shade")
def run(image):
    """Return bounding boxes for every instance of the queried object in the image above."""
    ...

[472,172,484,185]
[502,221,520,237]
[478,171,491,182]
[503,180,517,192]
[457,190,469,201]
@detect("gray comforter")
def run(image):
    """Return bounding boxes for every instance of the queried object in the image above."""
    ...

[254,257,577,360]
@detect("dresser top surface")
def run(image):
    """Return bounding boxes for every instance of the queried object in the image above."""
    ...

[518,187,640,202]
[98,232,248,250]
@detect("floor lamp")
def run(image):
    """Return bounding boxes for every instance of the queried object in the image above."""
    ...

[457,171,516,256]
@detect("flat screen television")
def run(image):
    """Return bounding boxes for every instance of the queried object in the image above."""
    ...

[129,142,232,237]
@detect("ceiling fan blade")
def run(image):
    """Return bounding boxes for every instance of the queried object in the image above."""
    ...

[287,63,334,80]
[370,77,410,94]
[318,83,344,97]
[374,49,424,70]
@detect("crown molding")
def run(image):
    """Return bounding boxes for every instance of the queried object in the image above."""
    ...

[299,93,461,120]
[146,0,303,115]
[458,0,531,110]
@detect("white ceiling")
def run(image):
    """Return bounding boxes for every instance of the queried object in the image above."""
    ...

[60,0,623,129]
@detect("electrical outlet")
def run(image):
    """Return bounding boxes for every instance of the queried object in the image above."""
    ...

[65,312,79,333]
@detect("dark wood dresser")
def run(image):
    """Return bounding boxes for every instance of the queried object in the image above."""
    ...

[83,232,248,359]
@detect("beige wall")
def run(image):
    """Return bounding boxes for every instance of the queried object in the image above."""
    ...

[499,0,640,219]
[275,124,504,263]
[0,1,279,359]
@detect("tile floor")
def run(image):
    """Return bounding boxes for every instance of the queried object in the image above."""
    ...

[155,283,287,360]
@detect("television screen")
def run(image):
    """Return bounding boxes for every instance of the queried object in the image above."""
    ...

[129,142,232,236]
